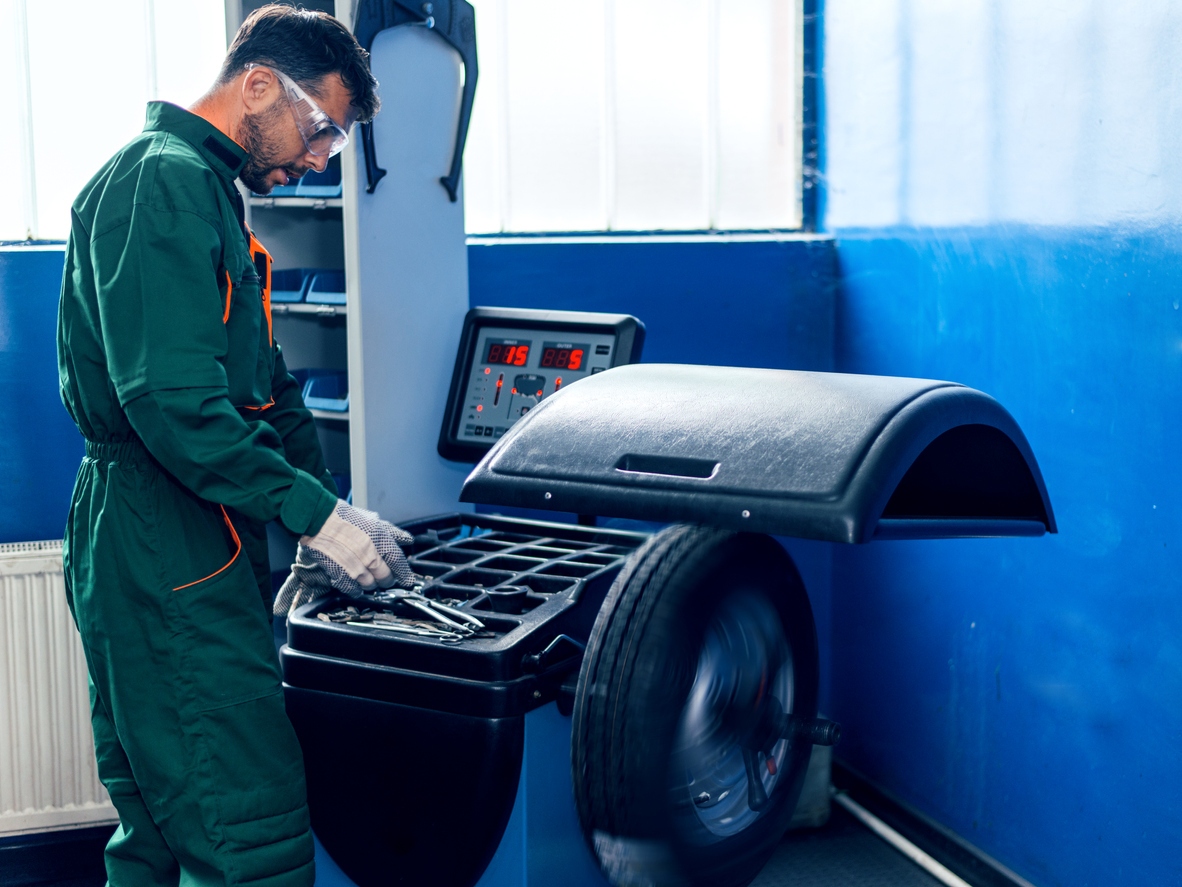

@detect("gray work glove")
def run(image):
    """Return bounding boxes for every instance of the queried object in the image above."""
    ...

[273,547,334,616]
[272,501,415,617]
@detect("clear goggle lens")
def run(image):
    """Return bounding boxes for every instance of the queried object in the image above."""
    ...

[250,64,350,157]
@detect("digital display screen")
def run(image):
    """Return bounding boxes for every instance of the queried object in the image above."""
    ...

[439,310,642,462]
[483,339,531,366]
[539,342,589,371]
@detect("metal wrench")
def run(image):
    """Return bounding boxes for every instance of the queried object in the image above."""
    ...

[347,621,465,642]
[381,589,486,631]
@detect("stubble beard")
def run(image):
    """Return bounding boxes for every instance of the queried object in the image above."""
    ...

[238,102,291,195]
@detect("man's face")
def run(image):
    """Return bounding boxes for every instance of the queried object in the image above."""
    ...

[238,71,355,196]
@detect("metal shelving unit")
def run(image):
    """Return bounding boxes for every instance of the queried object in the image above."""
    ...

[271,303,346,316]
[249,196,343,210]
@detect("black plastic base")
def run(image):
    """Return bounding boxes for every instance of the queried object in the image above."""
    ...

[285,686,523,887]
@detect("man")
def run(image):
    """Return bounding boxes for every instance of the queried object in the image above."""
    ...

[57,6,410,885]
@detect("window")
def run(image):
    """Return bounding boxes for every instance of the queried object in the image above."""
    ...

[1,0,227,241]
[463,0,805,234]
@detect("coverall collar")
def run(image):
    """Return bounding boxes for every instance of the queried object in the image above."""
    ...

[144,102,248,182]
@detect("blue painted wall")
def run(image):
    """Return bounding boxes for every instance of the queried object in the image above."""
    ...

[825,2,1182,884]
[0,245,80,544]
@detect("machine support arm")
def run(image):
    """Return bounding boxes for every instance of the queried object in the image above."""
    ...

[353,0,479,200]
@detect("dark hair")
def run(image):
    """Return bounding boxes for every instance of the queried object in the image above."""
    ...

[220,4,379,122]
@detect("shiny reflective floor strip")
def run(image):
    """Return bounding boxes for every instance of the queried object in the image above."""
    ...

[832,793,975,887]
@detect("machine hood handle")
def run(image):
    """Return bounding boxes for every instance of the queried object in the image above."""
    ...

[359,122,386,194]
[353,0,479,200]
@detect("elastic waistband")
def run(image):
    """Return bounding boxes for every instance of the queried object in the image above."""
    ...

[84,438,154,467]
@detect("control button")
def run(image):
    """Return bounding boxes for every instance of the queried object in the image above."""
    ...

[595,344,611,355]
[591,367,605,374]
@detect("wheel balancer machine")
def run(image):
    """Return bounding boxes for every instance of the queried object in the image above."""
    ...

[280,309,1055,887]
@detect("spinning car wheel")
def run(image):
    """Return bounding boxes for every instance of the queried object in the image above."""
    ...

[572,525,830,887]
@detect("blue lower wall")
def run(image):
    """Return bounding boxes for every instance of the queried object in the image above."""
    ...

[830,225,1182,886]
[467,237,837,371]
[0,246,81,544]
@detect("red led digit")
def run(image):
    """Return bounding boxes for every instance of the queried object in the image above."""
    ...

[541,349,554,367]
[554,349,568,369]
[569,349,583,370]
[488,344,502,363]
[515,346,529,366]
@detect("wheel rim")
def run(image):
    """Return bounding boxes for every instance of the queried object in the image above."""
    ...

[669,588,795,839]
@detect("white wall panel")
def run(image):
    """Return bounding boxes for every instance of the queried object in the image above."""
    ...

[826,0,1182,228]
[465,0,803,233]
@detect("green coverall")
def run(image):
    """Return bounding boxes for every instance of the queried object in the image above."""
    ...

[57,102,340,887]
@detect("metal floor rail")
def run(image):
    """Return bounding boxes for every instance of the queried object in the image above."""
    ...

[755,804,947,887]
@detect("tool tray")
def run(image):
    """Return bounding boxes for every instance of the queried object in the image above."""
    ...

[282,513,648,718]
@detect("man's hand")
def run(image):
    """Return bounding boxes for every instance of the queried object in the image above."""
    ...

[272,501,415,616]
[273,546,334,616]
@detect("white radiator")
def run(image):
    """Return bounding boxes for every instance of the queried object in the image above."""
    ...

[0,540,116,836]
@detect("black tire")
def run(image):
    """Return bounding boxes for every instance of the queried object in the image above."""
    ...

[572,525,819,887]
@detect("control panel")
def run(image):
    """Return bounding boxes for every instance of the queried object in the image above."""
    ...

[438,308,644,462]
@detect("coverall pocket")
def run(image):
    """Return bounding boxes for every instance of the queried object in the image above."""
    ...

[223,265,275,409]
[197,691,314,886]
[149,475,239,593]
[171,554,282,711]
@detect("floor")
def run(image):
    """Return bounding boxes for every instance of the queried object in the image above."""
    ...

[753,805,943,887]
[3,803,941,887]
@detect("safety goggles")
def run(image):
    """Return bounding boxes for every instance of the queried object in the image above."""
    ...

[248,64,350,157]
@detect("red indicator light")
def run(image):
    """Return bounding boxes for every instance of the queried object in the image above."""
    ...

[554,377,563,390]
[476,405,483,412]
[511,388,518,395]
[484,367,491,374]
[536,390,543,397]
[494,374,504,407]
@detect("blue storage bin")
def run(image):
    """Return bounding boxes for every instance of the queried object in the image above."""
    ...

[253,182,301,198]
[296,156,342,198]
[305,270,346,305]
[271,268,314,303]
[303,369,349,412]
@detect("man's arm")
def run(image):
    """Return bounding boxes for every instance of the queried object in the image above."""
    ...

[125,386,336,534]
[261,344,340,499]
